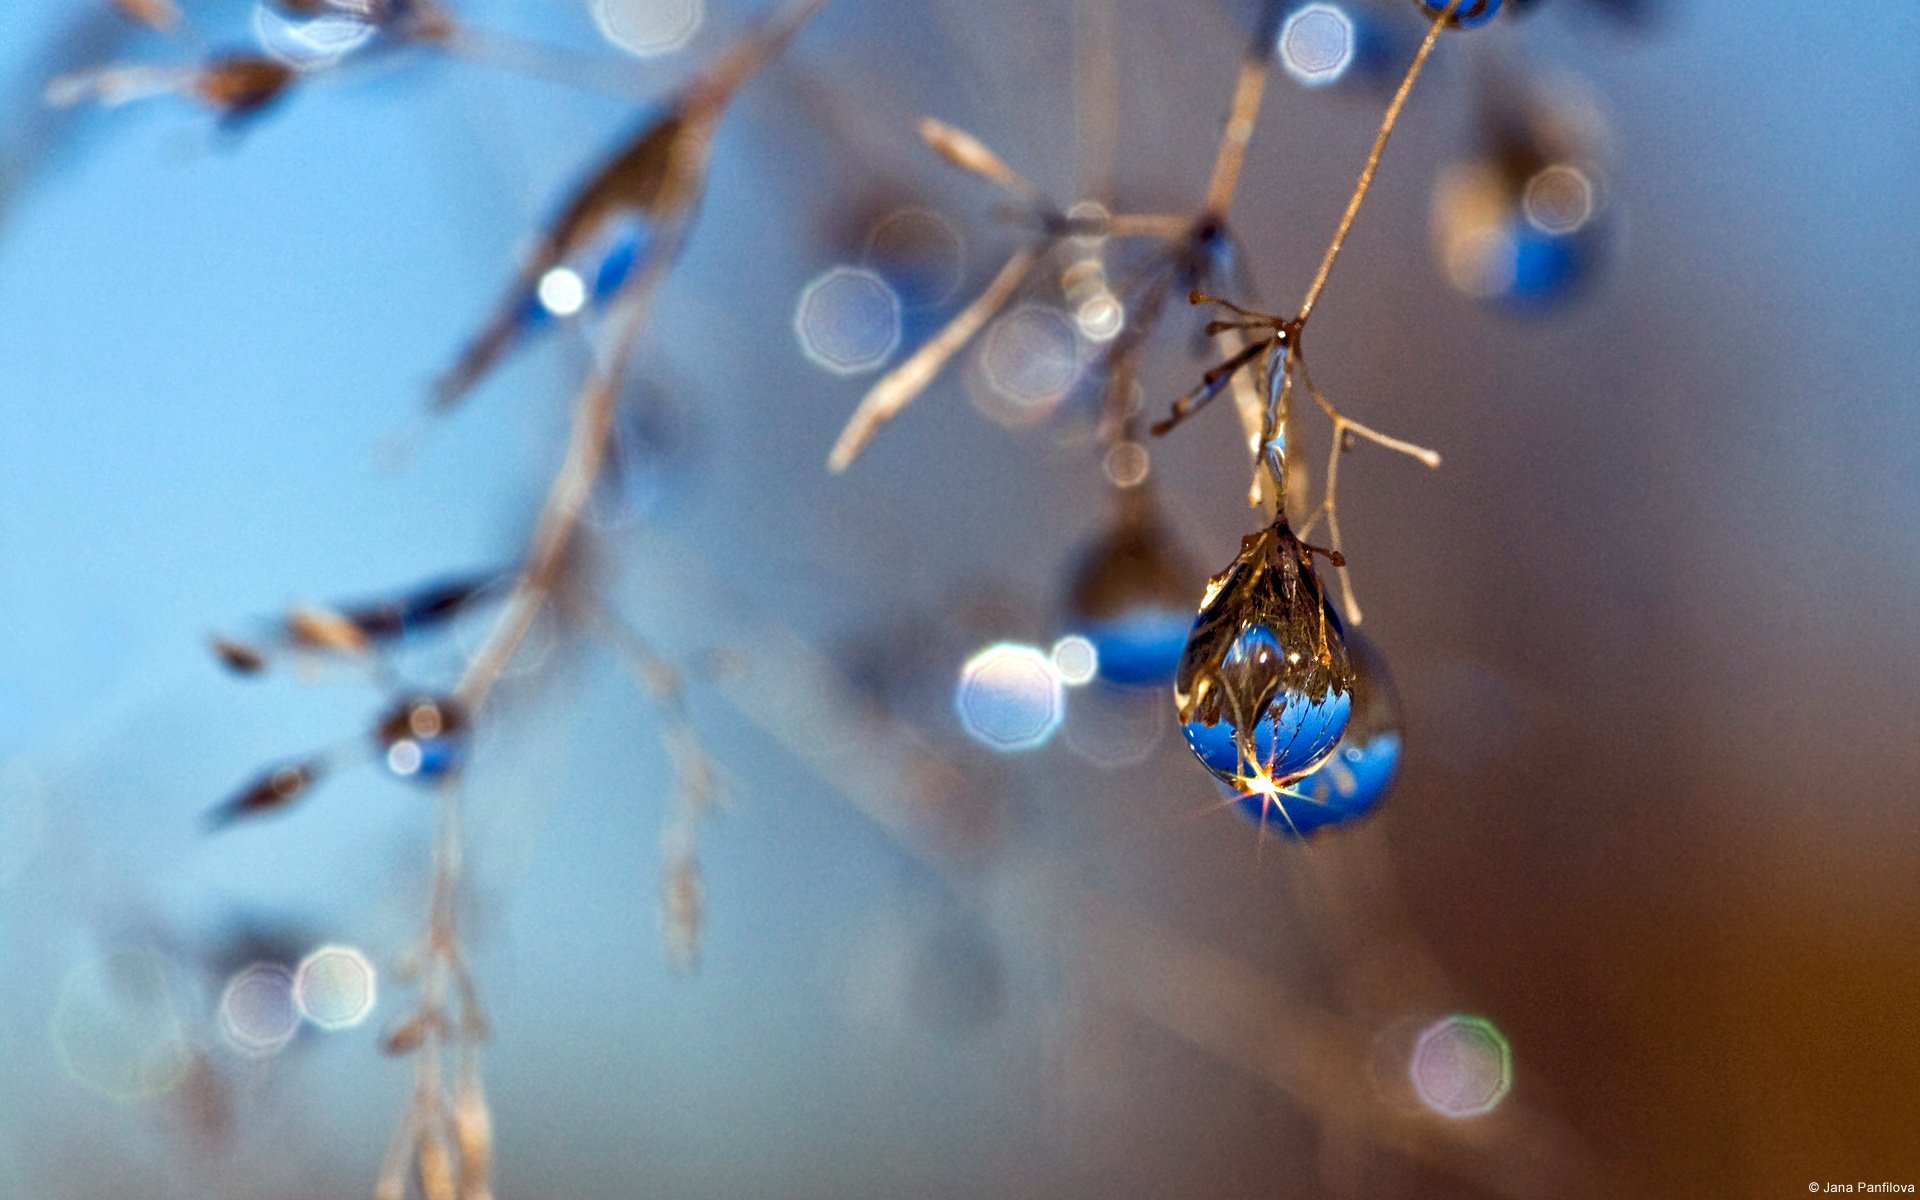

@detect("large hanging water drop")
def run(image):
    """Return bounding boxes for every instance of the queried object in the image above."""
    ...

[1066,491,1199,688]
[1233,626,1402,836]
[1175,518,1354,796]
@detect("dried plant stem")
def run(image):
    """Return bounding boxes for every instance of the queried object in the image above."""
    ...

[1074,0,1120,204]
[1099,213,1191,238]
[1296,0,1457,325]
[919,117,1049,207]
[577,597,725,968]
[1287,351,1440,624]
[828,243,1043,471]
[452,247,675,716]
[1201,44,1275,217]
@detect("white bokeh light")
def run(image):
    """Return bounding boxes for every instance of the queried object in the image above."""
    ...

[590,0,705,58]
[794,266,903,375]
[1278,4,1356,88]
[955,643,1065,752]
[295,944,378,1031]
[1050,635,1099,686]
[219,963,301,1058]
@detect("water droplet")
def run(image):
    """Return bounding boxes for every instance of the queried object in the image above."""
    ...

[1175,519,1354,795]
[375,695,469,783]
[1236,627,1401,836]
[1066,497,1200,688]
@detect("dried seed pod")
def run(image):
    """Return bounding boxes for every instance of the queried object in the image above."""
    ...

[189,56,297,122]
[208,636,267,675]
[284,605,373,657]
[112,0,184,33]
[380,1012,437,1057]
[208,760,323,827]
[341,571,505,644]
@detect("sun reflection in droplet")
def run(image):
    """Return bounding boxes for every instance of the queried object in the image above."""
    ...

[954,643,1064,752]
[51,951,192,1102]
[590,0,705,58]
[294,943,377,1031]
[1411,1014,1512,1118]
[1278,3,1356,87]
[218,963,300,1058]
[795,266,903,376]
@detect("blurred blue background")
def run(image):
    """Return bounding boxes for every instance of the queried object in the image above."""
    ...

[1,0,1916,1196]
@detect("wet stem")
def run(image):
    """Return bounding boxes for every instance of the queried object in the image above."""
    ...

[1202,0,1460,624]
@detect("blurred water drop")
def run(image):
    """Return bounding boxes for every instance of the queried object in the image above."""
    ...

[1432,77,1608,309]
[1176,520,1353,797]
[795,266,903,375]
[375,696,468,783]
[1066,495,1200,688]
[955,643,1064,752]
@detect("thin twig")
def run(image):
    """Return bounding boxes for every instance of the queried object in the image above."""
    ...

[1288,351,1441,624]
[1296,0,1457,324]
[919,117,1050,208]
[827,243,1044,471]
